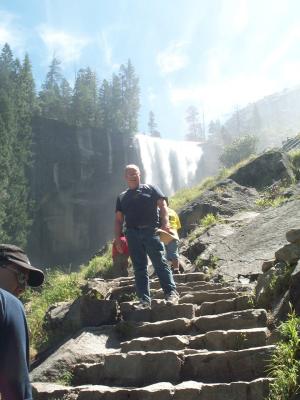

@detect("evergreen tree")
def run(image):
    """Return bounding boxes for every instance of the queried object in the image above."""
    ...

[119,59,140,135]
[72,67,97,127]
[0,45,34,246]
[185,106,203,141]
[38,57,63,120]
[60,78,72,124]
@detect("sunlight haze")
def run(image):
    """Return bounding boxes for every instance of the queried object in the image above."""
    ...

[1,0,300,139]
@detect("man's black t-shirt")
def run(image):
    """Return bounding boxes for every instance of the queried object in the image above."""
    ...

[0,289,32,400]
[116,184,166,228]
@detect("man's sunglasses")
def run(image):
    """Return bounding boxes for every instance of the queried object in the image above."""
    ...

[0,264,28,290]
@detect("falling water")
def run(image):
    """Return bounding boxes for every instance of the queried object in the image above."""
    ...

[134,134,203,196]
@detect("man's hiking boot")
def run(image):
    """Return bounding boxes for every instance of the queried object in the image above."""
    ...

[165,291,179,305]
[134,300,151,310]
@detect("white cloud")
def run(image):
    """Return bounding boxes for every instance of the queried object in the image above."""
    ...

[37,25,90,64]
[169,74,276,122]
[157,40,189,75]
[0,10,26,52]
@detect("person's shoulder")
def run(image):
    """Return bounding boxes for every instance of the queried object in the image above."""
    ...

[0,289,23,311]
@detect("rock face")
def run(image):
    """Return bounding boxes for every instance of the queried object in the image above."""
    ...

[180,194,300,279]
[31,273,273,400]
[229,150,295,189]
[179,180,259,235]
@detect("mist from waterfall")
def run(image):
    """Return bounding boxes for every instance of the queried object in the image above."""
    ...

[134,134,203,196]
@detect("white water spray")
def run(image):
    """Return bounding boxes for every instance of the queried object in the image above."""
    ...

[134,134,203,196]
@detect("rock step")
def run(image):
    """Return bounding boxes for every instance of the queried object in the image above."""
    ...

[116,309,267,339]
[151,287,237,299]
[120,301,195,322]
[196,295,254,316]
[178,291,245,305]
[72,345,275,387]
[120,327,269,352]
[32,377,272,400]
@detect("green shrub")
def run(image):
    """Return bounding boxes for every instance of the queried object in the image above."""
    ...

[268,309,300,400]
[82,243,113,279]
[289,148,300,180]
[189,213,224,242]
[22,269,82,354]
[219,134,258,168]
[255,195,286,208]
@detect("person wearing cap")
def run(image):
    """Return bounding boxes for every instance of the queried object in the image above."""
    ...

[0,244,44,400]
[114,164,178,309]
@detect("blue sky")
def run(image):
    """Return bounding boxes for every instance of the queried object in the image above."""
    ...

[1,0,300,139]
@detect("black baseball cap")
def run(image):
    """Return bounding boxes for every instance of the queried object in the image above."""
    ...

[0,244,44,287]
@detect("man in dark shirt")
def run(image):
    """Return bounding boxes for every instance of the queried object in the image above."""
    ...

[0,244,44,400]
[115,164,178,309]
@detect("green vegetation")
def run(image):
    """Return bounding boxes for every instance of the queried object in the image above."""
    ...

[0,43,140,247]
[169,176,217,210]
[82,243,113,279]
[56,370,74,386]
[257,264,295,310]
[267,309,300,400]
[22,270,82,354]
[189,213,224,242]
[22,245,114,354]
[219,134,258,168]
[289,148,300,180]
[0,45,35,247]
[255,195,286,208]
[195,253,219,276]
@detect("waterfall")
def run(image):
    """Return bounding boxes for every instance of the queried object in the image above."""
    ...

[134,134,203,196]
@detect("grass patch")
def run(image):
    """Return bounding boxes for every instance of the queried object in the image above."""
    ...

[188,213,224,242]
[289,148,300,180]
[22,245,114,355]
[22,270,82,354]
[267,308,300,400]
[81,243,113,279]
[255,195,286,208]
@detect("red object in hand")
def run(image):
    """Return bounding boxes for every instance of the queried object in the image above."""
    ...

[112,236,129,257]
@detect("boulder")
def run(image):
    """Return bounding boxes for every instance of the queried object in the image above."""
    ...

[179,180,258,235]
[43,295,118,345]
[275,243,300,264]
[229,150,295,190]
[30,326,120,383]
[286,228,300,244]
[261,260,274,273]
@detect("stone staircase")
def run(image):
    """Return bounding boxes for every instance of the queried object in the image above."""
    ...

[32,272,274,400]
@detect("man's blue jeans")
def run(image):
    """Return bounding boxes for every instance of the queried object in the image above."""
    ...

[126,227,176,304]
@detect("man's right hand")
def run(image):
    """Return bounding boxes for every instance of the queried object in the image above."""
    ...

[115,237,124,253]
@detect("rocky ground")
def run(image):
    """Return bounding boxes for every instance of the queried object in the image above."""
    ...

[30,150,300,399]
[31,273,273,400]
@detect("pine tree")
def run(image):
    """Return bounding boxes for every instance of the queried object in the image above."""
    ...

[38,57,63,120]
[185,106,203,141]
[119,59,140,135]
[72,67,98,127]
[0,45,35,246]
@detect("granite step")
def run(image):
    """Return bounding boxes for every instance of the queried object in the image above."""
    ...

[32,377,272,400]
[120,327,269,352]
[116,309,267,339]
[72,345,275,387]
[196,295,254,316]
[120,301,195,322]
[178,291,245,305]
